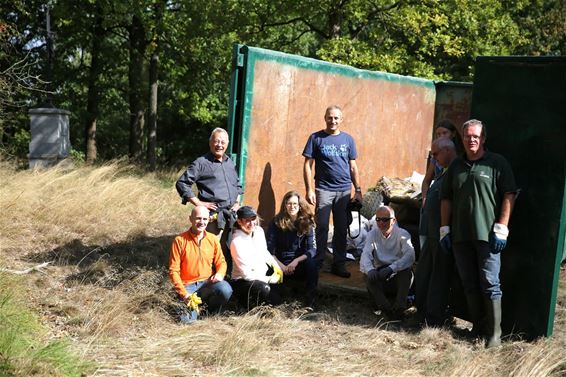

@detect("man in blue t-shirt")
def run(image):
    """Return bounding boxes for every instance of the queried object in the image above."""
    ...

[303,105,362,278]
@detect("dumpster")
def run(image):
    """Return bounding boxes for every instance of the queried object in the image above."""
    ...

[470,56,566,338]
[227,44,436,222]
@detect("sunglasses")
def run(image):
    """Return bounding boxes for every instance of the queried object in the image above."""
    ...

[376,217,392,223]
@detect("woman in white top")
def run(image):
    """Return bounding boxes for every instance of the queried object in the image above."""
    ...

[230,206,283,309]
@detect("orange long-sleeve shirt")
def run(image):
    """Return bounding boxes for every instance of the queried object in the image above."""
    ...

[169,229,227,298]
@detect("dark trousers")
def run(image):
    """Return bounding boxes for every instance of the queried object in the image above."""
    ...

[232,279,282,310]
[367,268,413,312]
[207,220,232,275]
[283,257,319,300]
[415,238,453,325]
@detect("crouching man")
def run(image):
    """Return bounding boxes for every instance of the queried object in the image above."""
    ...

[360,206,415,320]
[169,205,233,323]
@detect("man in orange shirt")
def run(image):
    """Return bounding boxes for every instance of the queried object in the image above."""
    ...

[169,205,233,323]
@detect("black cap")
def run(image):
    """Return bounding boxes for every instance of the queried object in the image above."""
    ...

[237,205,257,219]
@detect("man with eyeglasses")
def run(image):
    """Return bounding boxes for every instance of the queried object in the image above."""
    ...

[440,119,517,348]
[415,138,458,327]
[176,128,243,272]
[360,205,415,320]
[303,105,362,278]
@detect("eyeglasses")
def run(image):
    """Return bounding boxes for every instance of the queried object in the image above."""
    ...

[286,202,299,207]
[376,217,392,223]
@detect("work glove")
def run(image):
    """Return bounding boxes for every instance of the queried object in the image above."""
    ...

[489,223,509,253]
[185,292,202,315]
[377,266,394,281]
[367,268,380,283]
[439,226,452,251]
[268,263,284,284]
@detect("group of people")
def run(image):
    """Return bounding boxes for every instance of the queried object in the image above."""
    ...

[168,106,518,348]
[414,119,517,348]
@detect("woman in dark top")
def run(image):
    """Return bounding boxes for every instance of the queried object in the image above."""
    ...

[266,191,318,307]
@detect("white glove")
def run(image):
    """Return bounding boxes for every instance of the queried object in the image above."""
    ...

[492,223,509,240]
[439,226,451,240]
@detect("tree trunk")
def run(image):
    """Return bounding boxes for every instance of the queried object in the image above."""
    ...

[147,1,164,171]
[128,14,146,161]
[147,50,158,170]
[328,1,346,38]
[84,7,104,164]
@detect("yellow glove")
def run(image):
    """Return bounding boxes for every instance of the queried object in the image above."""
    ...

[186,292,202,314]
[272,263,284,284]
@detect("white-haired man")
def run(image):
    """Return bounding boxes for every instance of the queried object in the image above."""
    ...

[176,128,243,270]
[360,205,415,320]
[415,138,458,327]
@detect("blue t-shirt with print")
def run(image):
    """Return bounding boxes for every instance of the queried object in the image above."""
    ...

[302,130,358,191]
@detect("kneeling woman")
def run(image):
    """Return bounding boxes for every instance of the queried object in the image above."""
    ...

[230,206,283,309]
[266,191,318,307]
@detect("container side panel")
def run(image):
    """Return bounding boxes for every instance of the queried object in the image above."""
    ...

[434,82,473,131]
[241,55,435,223]
[471,57,566,338]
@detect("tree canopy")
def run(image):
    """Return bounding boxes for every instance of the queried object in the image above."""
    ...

[1,0,564,166]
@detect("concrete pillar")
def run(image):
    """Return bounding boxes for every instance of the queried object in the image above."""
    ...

[28,107,72,169]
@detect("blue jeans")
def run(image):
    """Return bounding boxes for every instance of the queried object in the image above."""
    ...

[315,188,351,266]
[179,279,233,324]
[453,241,501,300]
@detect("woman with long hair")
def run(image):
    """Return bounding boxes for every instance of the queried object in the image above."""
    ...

[266,191,318,307]
[230,206,283,310]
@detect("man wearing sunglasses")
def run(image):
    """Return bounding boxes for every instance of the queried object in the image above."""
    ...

[360,206,415,320]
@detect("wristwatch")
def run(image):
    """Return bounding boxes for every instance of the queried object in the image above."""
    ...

[355,187,362,193]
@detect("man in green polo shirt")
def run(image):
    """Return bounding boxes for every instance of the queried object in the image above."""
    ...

[440,119,517,348]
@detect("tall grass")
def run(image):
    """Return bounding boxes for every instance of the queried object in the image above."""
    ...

[0,160,187,254]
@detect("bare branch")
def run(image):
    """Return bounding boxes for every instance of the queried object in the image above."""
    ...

[0,262,52,275]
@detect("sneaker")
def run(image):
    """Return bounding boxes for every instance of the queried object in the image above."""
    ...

[331,264,351,278]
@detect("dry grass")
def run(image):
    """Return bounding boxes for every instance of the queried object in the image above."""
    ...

[1,159,565,376]
[0,159,187,255]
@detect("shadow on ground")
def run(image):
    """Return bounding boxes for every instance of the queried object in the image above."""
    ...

[23,235,418,330]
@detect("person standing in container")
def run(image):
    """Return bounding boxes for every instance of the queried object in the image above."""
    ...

[303,105,362,278]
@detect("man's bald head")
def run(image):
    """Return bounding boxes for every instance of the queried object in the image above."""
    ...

[190,205,210,234]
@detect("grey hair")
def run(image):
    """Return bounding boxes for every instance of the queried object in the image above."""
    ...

[376,205,395,219]
[325,105,343,114]
[209,127,229,141]
[462,119,486,138]
[433,137,456,151]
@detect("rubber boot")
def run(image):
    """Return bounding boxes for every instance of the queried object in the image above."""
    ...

[465,293,484,337]
[485,298,502,348]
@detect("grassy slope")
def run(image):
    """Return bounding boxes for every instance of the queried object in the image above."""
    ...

[0,160,565,376]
